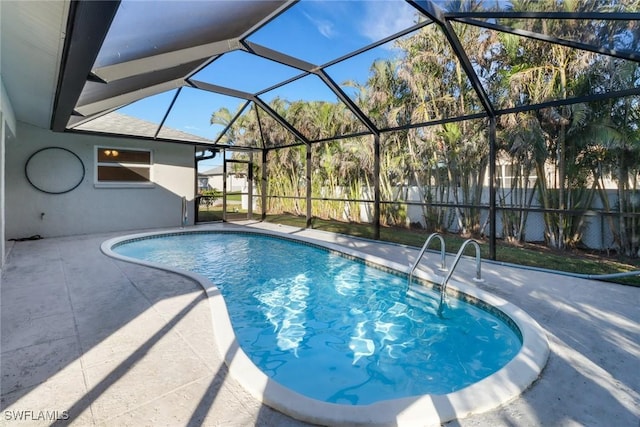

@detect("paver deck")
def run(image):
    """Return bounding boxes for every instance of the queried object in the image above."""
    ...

[1,222,638,426]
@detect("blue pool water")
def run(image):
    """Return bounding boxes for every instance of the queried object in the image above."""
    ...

[114,232,521,405]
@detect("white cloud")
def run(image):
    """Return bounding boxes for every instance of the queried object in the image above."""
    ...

[358,0,416,43]
[303,11,336,39]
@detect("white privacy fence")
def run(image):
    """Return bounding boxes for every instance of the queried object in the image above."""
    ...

[317,186,635,251]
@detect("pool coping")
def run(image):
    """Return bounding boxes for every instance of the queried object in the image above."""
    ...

[101,225,550,427]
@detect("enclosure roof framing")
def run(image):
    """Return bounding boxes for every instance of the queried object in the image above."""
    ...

[457,17,640,63]
[409,0,495,117]
[51,0,120,132]
[42,0,640,149]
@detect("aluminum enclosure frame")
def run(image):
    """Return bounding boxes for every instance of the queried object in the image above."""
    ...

[52,1,640,259]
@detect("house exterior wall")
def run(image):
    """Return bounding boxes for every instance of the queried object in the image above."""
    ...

[1,77,17,268]
[1,79,16,137]
[204,174,246,193]
[1,115,5,270]
[5,121,195,239]
[198,167,247,193]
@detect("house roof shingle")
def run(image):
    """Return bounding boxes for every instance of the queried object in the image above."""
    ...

[75,112,214,144]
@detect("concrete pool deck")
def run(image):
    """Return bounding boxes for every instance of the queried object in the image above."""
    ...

[1,222,639,426]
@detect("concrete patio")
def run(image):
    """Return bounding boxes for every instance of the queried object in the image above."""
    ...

[1,222,638,426]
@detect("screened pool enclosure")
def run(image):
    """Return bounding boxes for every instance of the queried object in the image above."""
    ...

[55,0,640,259]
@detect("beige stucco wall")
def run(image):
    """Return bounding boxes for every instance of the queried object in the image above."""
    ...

[5,121,196,239]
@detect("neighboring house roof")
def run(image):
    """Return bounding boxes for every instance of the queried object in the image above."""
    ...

[199,166,224,176]
[74,112,214,144]
[198,166,249,181]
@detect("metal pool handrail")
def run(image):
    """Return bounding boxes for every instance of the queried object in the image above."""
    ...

[438,238,484,317]
[408,232,447,288]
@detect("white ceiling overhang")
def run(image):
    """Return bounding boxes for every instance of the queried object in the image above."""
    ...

[0,0,70,129]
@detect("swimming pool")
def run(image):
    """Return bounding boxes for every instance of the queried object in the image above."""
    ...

[102,225,549,426]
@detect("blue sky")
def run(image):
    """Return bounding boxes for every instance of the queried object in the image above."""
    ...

[118,0,421,171]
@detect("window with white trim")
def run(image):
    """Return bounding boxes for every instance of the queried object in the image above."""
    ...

[95,146,153,187]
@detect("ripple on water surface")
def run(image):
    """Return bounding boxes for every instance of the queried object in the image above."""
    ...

[115,232,521,405]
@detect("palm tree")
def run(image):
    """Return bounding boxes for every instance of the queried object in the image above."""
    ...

[395,21,491,234]
[579,95,640,256]
[494,0,609,249]
[497,112,544,242]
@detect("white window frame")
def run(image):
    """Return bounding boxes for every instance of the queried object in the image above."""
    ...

[94,146,154,188]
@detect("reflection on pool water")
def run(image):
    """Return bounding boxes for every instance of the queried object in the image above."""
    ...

[114,232,521,405]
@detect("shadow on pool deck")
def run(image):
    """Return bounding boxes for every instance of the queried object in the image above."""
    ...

[1,223,638,426]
